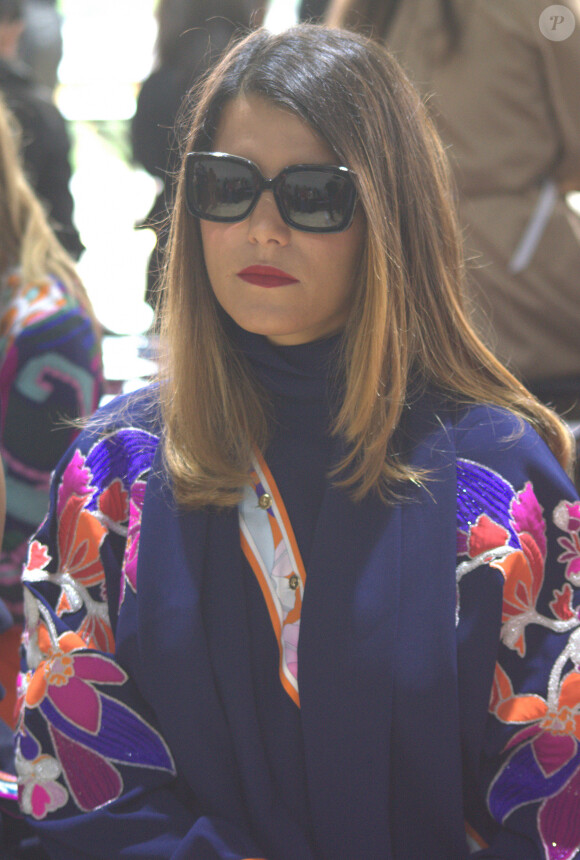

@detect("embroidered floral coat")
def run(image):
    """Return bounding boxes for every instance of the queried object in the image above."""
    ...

[15,389,580,859]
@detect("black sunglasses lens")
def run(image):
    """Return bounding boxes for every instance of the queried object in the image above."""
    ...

[278,169,354,231]
[187,157,257,220]
[187,156,356,232]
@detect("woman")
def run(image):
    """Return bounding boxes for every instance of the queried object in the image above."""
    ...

[15,25,580,859]
[0,95,102,734]
[327,0,580,397]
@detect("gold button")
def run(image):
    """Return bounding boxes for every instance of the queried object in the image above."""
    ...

[288,574,299,591]
[258,492,272,510]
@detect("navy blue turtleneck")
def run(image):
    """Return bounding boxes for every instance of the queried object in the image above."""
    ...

[231,321,344,568]
[229,322,345,843]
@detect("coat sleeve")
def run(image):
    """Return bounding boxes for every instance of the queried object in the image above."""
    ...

[0,279,102,627]
[454,409,580,859]
[15,416,268,859]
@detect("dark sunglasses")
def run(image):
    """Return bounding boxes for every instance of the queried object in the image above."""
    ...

[185,152,357,234]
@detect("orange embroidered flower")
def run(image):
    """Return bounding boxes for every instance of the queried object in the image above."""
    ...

[19,624,174,816]
[491,663,580,742]
[44,654,74,688]
[25,627,84,709]
[542,706,577,736]
[489,664,580,859]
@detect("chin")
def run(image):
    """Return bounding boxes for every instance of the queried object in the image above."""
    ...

[234,315,301,342]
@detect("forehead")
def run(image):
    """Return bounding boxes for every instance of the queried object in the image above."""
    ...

[212,94,339,174]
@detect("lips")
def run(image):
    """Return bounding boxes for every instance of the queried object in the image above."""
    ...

[237,265,298,287]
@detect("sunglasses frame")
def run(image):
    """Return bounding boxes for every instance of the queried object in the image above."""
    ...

[184,151,358,234]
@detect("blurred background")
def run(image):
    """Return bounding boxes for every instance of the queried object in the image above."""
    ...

[53,0,299,392]
[40,0,580,395]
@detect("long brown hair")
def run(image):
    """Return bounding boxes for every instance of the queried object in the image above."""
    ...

[159,25,571,509]
[0,96,98,328]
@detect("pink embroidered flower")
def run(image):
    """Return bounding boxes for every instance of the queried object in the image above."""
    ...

[550,584,579,622]
[282,620,300,680]
[31,453,115,651]
[496,537,545,655]
[511,481,547,558]
[26,540,51,573]
[554,500,580,534]
[57,449,94,517]
[77,612,115,654]
[20,625,174,815]
[17,751,68,819]
[120,480,146,603]
[489,665,580,860]
[465,514,510,560]
[98,478,129,525]
[556,532,580,587]
[51,451,108,593]
[25,628,126,733]
[554,501,580,587]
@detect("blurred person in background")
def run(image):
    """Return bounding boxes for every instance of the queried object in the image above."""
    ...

[131,0,266,313]
[299,0,329,22]
[0,95,102,748]
[0,0,82,259]
[18,0,63,94]
[327,0,580,406]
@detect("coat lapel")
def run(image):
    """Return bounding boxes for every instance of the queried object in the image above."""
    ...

[388,415,469,859]
[136,447,317,858]
[298,401,465,859]
[130,447,249,825]
[298,467,402,858]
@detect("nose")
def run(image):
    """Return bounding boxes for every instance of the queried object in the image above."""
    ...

[247,190,291,246]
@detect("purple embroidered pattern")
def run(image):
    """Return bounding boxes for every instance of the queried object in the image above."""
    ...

[18,627,174,815]
[17,426,172,818]
[457,459,580,860]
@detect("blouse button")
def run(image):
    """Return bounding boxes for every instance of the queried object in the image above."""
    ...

[289,574,299,591]
[258,492,272,510]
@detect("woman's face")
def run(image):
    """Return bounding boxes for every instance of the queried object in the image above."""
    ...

[199,95,365,346]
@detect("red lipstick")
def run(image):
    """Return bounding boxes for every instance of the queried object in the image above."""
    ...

[237,265,298,287]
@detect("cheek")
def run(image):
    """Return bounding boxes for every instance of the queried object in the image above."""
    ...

[344,211,366,266]
[200,221,246,282]
[316,218,365,283]
[199,222,222,275]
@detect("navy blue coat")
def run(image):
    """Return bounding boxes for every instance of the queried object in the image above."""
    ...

[15,387,580,859]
